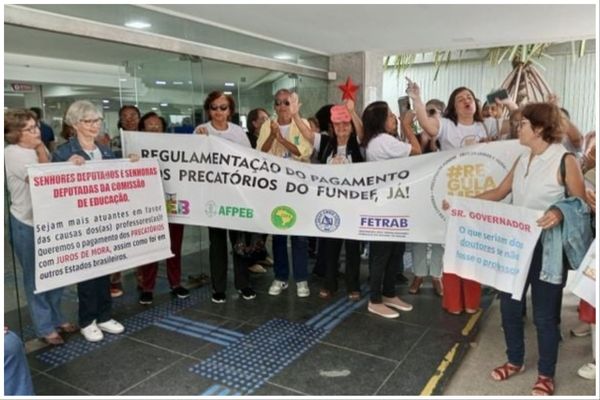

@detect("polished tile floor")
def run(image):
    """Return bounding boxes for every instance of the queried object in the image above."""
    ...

[5,232,496,396]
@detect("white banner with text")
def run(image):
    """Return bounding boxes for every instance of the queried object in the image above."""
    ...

[443,196,543,300]
[569,240,596,307]
[29,158,172,293]
[123,131,522,243]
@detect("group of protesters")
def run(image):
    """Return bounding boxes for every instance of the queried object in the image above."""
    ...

[4,76,596,396]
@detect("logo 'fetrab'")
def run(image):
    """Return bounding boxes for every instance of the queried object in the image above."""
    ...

[315,209,340,233]
[271,206,297,229]
[205,201,218,218]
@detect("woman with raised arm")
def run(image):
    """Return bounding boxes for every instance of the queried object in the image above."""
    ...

[406,79,487,315]
[317,104,365,301]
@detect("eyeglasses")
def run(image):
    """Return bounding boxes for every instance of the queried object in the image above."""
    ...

[21,123,40,134]
[80,118,103,126]
[518,120,531,129]
[210,104,229,111]
[274,99,291,107]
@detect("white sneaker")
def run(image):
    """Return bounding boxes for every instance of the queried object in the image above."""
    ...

[296,281,310,298]
[80,321,103,342]
[382,296,413,312]
[570,322,591,337]
[368,302,399,319]
[97,319,125,335]
[578,362,596,380]
[269,280,288,296]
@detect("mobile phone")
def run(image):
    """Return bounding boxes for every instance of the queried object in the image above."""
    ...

[486,89,509,105]
[398,96,411,114]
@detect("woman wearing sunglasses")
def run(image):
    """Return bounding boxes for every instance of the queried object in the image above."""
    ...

[194,91,254,304]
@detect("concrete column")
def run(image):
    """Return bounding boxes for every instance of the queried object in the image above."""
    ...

[328,51,385,111]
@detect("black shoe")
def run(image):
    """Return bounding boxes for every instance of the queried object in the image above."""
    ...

[171,286,190,299]
[396,274,409,284]
[312,269,325,278]
[139,292,153,305]
[238,287,256,300]
[212,292,226,303]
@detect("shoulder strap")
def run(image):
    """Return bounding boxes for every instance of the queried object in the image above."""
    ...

[560,152,574,197]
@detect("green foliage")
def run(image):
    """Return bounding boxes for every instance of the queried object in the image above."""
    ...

[384,40,586,81]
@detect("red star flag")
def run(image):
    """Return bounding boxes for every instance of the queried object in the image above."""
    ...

[338,76,359,101]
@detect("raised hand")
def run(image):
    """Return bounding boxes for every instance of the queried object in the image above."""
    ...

[402,110,416,126]
[270,120,281,139]
[495,97,518,112]
[344,98,355,113]
[405,77,421,99]
[289,92,301,116]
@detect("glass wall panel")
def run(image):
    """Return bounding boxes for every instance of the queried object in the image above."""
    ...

[4,24,329,341]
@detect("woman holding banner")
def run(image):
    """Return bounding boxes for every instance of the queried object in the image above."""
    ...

[137,112,190,305]
[316,103,364,301]
[194,91,255,303]
[52,100,126,342]
[362,101,421,318]
[406,80,487,315]
[5,109,76,345]
[460,102,590,395]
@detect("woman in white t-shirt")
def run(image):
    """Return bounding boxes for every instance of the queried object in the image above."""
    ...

[407,81,487,315]
[194,91,254,304]
[4,109,75,345]
[361,101,421,319]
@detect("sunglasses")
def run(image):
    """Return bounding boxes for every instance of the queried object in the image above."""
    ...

[210,104,229,111]
[274,100,291,107]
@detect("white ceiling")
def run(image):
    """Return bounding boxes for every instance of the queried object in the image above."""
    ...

[151,3,597,55]
[4,3,597,114]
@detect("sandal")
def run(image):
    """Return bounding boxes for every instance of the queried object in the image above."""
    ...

[491,362,525,381]
[42,332,65,346]
[348,291,361,301]
[408,277,423,295]
[318,289,332,299]
[57,323,78,333]
[531,375,554,396]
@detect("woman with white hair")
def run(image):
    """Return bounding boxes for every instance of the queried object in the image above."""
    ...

[52,100,127,343]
